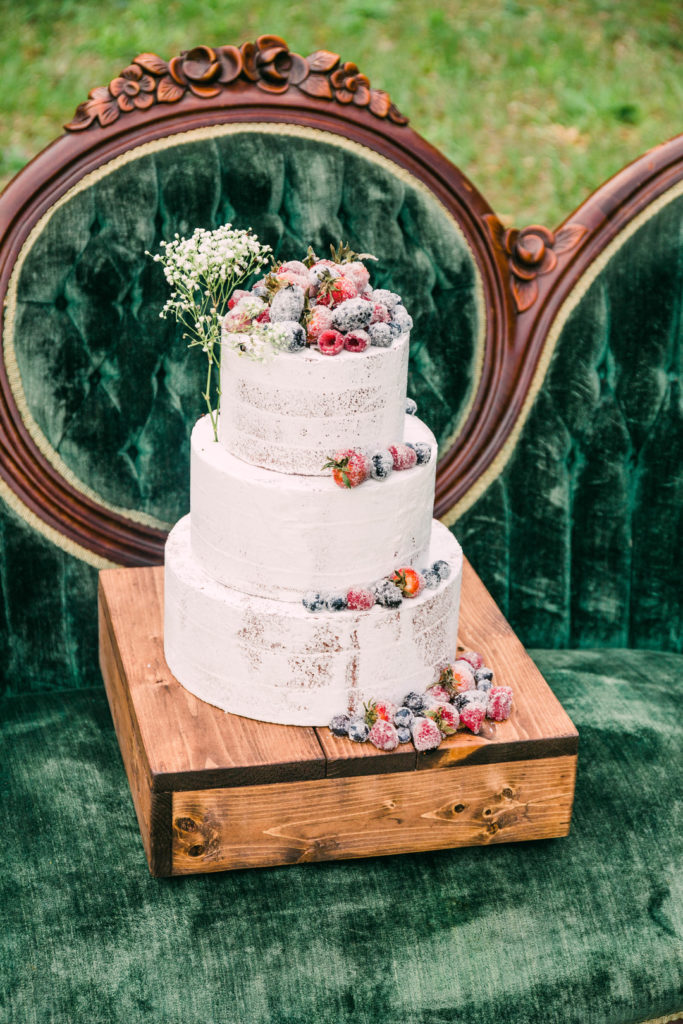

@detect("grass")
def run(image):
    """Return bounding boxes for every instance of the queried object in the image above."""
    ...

[1,0,680,226]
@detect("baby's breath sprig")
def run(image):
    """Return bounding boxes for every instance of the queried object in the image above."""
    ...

[148,225,271,440]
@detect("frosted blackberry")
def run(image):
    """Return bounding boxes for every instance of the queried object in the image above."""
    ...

[394,706,414,729]
[405,398,418,415]
[348,718,370,743]
[421,568,440,590]
[403,691,428,714]
[331,297,373,332]
[432,560,451,581]
[369,450,394,481]
[329,713,350,736]
[270,284,305,322]
[373,579,403,608]
[302,591,325,612]
[368,322,393,347]
[277,320,307,352]
[396,726,412,744]
[371,288,402,310]
[325,592,348,612]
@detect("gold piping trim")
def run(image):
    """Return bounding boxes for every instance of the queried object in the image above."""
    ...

[3,121,486,558]
[441,178,683,527]
[0,478,116,568]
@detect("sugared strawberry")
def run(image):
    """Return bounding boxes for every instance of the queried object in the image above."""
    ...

[223,307,251,332]
[341,260,371,292]
[391,567,424,599]
[451,661,476,693]
[255,307,271,323]
[459,650,485,671]
[317,329,345,356]
[346,587,375,611]
[425,683,452,705]
[487,686,513,722]
[316,272,358,307]
[388,444,418,471]
[368,719,399,751]
[306,305,334,342]
[228,289,250,309]
[459,705,485,734]
[411,716,442,751]
[344,330,370,353]
[323,449,370,489]
[365,699,398,725]
[426,703,460,736]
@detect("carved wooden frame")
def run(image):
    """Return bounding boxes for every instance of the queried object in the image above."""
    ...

[0,35,681,565]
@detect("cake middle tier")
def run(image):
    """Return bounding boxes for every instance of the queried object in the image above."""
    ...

[190,412,437,601]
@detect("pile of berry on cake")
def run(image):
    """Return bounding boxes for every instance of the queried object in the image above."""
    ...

[329,650,514,751]
[223,242,412,356]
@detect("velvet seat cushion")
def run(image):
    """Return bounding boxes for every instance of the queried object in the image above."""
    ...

[2,649,681,1024]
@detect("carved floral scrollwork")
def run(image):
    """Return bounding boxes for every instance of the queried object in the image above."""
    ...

[66,35,408,131]
[485,216,588,312]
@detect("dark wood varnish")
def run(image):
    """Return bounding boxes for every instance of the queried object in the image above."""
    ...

[98,560,578,875]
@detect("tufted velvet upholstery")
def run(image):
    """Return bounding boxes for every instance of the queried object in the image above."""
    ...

[9,130,482,529]
[456,194,683,654]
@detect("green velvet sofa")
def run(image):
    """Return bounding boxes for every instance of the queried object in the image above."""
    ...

[1,37,681,1024]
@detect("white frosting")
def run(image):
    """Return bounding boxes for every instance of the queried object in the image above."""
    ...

[219,332,410,475]
[165,516,463,726]
[191,412,437,601]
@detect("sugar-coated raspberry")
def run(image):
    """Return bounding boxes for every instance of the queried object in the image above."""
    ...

[331,297,373,332]
[369,450,394,481]
[318,329,345,356]
[371,289,402,310]
[346,587,375,611]
[432,560,451,582]
[421,568,440,590]
[344,329,370,353]
[388,444,418,471]
[394,706,414,729]
[475,667,494,684]
[302,591,326,612]
[270,284,305,323]
[255,307,271,323]
[325,593,348,612]
[411,716,442,751]
[369,719,399,751]
[370,302,391,324]
[396,726,412,744]
[402,691,428,714]
[459,650,485,671]
[373,579,403,608]
[348,718,370,743]
[459,705,485,734]
[329,713,350,736]
[451,662,476,693]
[368,323,393,347]
[487,686,513,722]
[405,398,418,415]
[426,703,460,736]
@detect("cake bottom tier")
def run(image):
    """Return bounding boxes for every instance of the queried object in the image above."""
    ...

[164,516,463,726]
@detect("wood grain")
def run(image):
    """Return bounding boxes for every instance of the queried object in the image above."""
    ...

[171,755,577,874]
[99,568,327,790]
[99,596,171,875]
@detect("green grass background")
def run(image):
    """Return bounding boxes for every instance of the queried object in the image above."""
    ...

[1,0,680,225]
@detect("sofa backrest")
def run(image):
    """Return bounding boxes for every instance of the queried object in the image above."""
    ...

[0,35,680,696]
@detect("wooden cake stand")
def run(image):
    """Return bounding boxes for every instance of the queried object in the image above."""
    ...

[99,561,578,877]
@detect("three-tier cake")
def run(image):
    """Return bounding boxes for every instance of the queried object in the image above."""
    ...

[163,253,463,727]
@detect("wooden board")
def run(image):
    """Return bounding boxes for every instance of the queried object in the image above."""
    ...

[98,562,578,876]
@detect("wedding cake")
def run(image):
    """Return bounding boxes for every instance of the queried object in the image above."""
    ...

[162,244,463,727]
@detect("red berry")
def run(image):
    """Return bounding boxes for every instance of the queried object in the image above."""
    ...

[391,567,424,598]
[459,705,485,734]
[373,700,398,723]
[411,717,442,751]
[307,306,334,342]
[316,273,358,307]
[368,720,399,751]
[459,650,485,671]
[426,683,452,705]
[343,330,370,353]
[388,444,418,471]
[487,686,513,722]
[255,307,271,323]
[323,449,369,488]
[346,587,375,610]
[228,289,250,310]
[223,307,251,332]
[426,703,460,736]
[317,329,345,356]
[451,662,476,693]
[370,303,391,324]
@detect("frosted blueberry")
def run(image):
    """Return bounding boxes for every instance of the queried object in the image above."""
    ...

[329,713,351,736]
[421,568,440,590]
[368,322,393,347]
[302,592,325,612]
[276,320,307,352]
[348,717,370,743]
[325,593,348,612]
[371,289,402,310]
[476,677,493,694]
[396,726,412,744]
[432,560,451,581]
[391,306,413,333]
[369,450,394,481]
[405,398,418,415]
[475,667,494,684]
[402,691,428,714]
[394,706,414,729]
